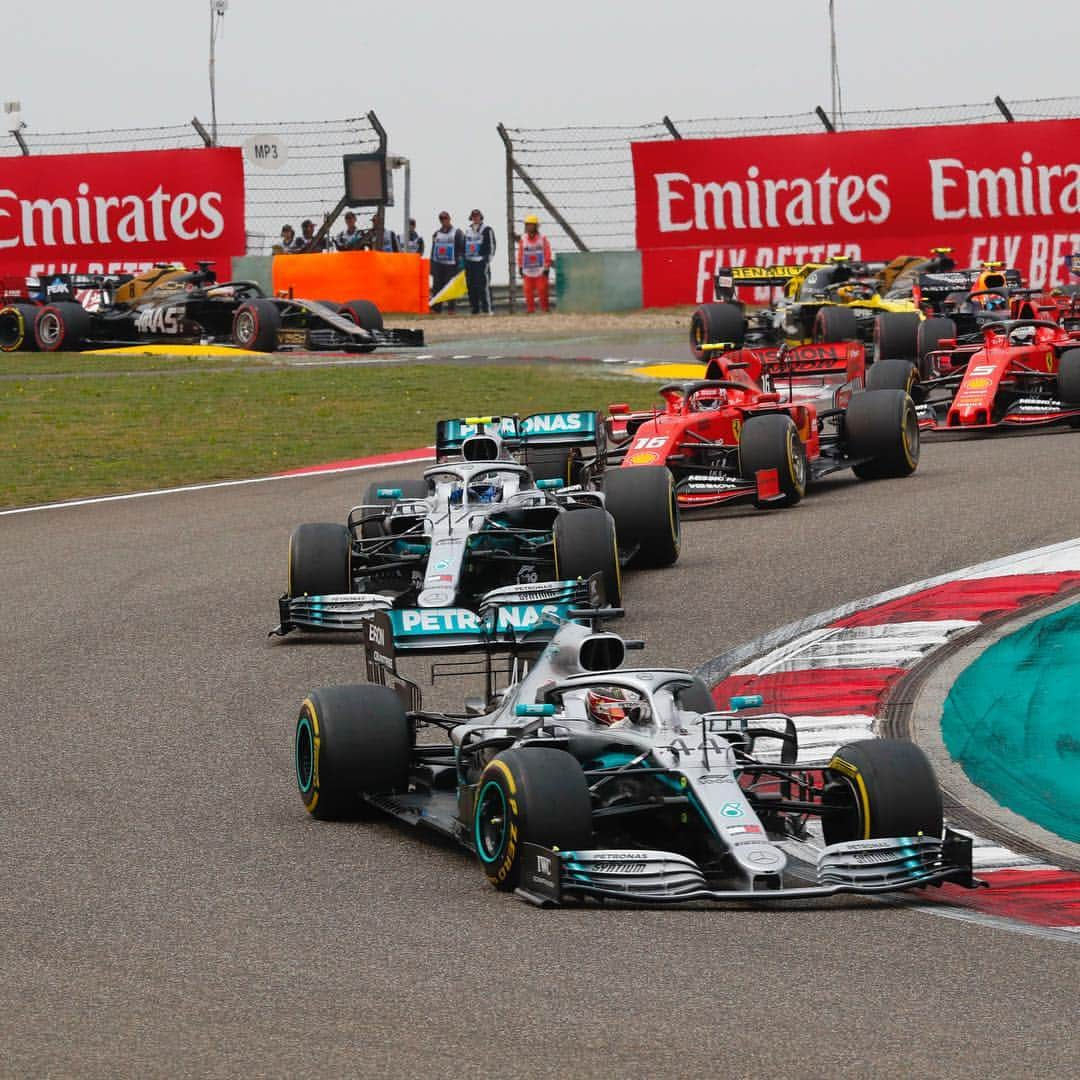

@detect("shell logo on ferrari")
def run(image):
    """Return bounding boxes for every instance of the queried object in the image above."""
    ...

[967,377,991,390]
[629,451,660,465]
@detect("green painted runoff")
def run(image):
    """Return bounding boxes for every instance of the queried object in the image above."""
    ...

[942,602,1080,843]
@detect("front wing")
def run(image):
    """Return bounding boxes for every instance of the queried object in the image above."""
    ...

[516,830,981,906]
[917,398,1080,431]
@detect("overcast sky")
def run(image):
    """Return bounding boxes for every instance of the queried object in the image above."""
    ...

[5,1,1080,261]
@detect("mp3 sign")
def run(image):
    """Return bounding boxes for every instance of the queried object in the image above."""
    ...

[0,146,246,280]
[632,117,1080,306]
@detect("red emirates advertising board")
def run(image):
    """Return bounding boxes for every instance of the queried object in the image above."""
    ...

[632,118,1080,307]
[0,147,245,281]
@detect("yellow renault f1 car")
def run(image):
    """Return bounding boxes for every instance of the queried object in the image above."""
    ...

[690,255,923,364]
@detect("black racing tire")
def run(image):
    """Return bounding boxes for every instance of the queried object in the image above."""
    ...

[340,299,384,331]
[34,302,91,352]
[295,684,411,821]
[601,466,680,568]
[812,306,859,343]
[231,299,282,351]
[526,446,577,485]
[689,303,745,361]
[738,413,807,508]
[359,480,428,538]
[872,311,921,362]
[1058,348,1080,405]
[288,522,351,597]
[553,505,621,606]
[844,389,920,480]
[0,302,40,352]
[865,356,918,394]
[916,316,957,380]
[821,739,943,847]
[473,748,592,890]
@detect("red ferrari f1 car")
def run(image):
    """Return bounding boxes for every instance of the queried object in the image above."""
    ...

[607,340,919,509]
[867,319,1080,432]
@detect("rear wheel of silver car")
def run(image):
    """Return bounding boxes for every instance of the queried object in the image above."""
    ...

[602,466,680,568]
[845,389,920,479]
[527,446,577,485]
[738,414,807,508]
[473,748,592,891]
[553,506,621,606]
[296,684,411,820]
[288,522,351,597]
[821,739,942,846]
[231,299,281,352]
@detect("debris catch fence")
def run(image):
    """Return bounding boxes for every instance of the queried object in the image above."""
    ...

[498,94,1080,310]
[1,113,385,257]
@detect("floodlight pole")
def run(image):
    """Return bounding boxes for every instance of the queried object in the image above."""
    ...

[209,1,227,146]
[828,0,842,129]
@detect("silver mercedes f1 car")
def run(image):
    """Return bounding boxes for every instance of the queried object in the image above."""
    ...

[273,413,680,635]
[292,604,981,906]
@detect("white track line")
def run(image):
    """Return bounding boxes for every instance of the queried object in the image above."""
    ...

[0,455,436,517]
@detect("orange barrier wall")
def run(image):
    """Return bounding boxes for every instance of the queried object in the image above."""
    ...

[271,252,430,313]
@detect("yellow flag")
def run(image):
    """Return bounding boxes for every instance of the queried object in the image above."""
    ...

[430,270,468,306]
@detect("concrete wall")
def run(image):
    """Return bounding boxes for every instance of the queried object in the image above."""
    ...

[554,251,642,313]
[231,255,274,294]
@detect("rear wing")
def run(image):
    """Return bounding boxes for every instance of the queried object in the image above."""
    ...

[26,272,133,304]
[917,268,1022,300]
[714,264,809,300]
[705,341,863,382]
[435,411,600,458]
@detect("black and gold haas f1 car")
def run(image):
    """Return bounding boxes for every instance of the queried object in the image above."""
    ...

[0,263,423,353]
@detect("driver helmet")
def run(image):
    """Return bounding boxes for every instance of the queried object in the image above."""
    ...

[982,294,1007,310]
[1010,325,1036,345]
[466,479,502,504]
[694,388,726,411]
[586,687,652,728]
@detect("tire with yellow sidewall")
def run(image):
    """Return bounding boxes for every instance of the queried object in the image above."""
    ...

[845,389,920,480]
[737,413,807,508]
[473,748,593,890]
[822,739,942,846]
[295,684,411,821]
[553,506,621,606]
[0,302,40,352]
[602,466,680,568]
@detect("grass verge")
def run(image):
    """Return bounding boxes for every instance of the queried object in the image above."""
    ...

[1,355,661,509]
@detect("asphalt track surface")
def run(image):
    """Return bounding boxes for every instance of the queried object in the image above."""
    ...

[4,335,1080,1078]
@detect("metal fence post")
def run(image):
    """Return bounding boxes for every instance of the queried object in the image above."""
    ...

[497,123,589,255]
[497,123,517,313]
[994,96,1015,122]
